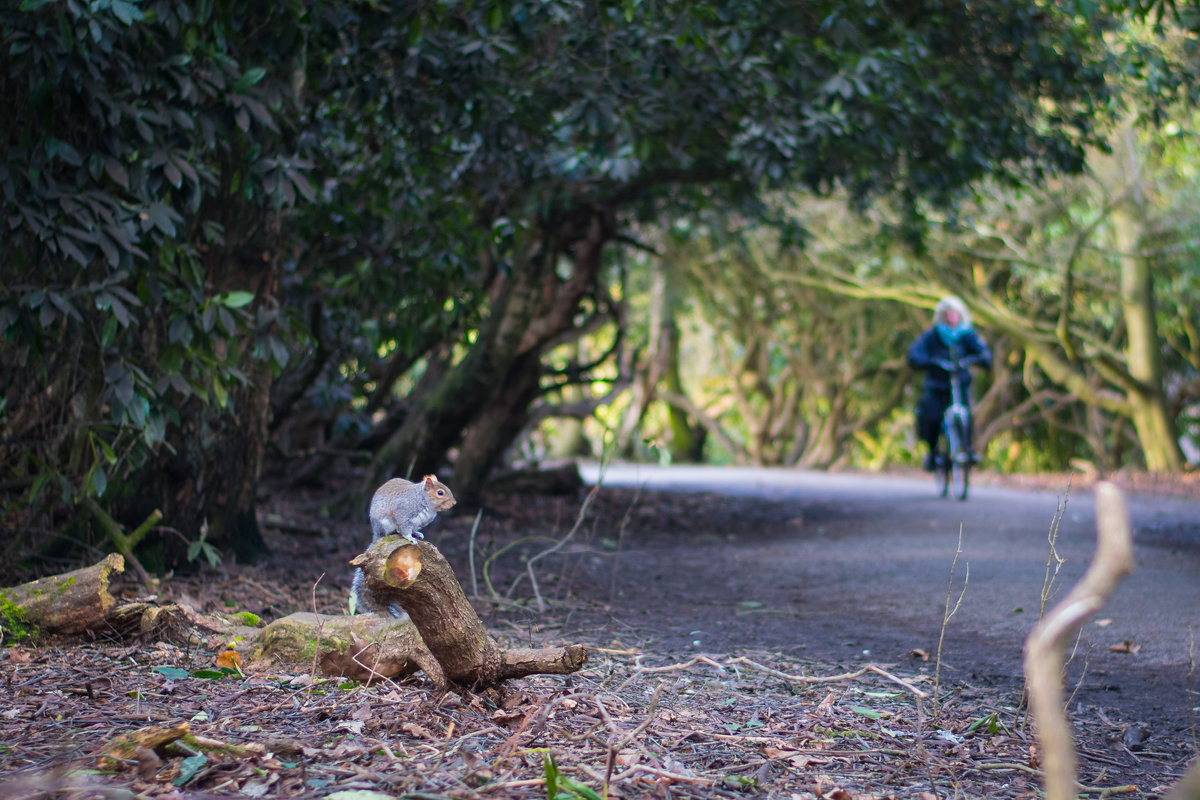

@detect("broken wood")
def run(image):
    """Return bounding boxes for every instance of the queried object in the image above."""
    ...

[0,553,125,635]
[349,536,587,689]
[1,542,584,694]
[1023,482,1135,800]
[246,611,445,685]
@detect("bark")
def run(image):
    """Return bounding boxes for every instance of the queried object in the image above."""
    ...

[663,321,704,462]
[9,550,585,692]
[1112,204,1184,472]
[616,263,669,456]
[0,554,125,635]
[367,209,614,505]
[247,611,444,685]
[453,351,543,504]
[349,537,587,689]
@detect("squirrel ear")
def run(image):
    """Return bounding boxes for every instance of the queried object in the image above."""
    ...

[423,474,437,485]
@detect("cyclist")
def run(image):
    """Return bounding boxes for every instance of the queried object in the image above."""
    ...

[907,296,993,471]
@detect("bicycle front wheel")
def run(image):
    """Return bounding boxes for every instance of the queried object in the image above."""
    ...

[935,435,950,498]
[947,417,970,501]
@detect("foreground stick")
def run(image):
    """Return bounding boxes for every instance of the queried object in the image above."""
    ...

[1023,482,1134,800]
[350,537,587,690]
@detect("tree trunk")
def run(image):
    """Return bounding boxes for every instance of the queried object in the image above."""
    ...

[366,209,613,505]
[662,307,704,462]
[453,352,543,503]
[1112,205,1184,472]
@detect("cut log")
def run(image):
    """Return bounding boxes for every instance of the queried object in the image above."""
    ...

[1,546,585,694]
[246,611,445,685]
[1,553,125,635]
[349,537,587,690]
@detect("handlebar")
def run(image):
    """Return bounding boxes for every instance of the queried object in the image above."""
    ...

[933,356,982,372]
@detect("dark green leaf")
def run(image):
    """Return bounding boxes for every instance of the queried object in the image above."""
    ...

[110,0,144,26]
[220,291,255,308]
[153,666,190,679]
[173,754,207,786]
[233,67,267,92]
[44,138,82,166]
[91,465,108,497]
[101,315,118,347]
[191,669,226,679]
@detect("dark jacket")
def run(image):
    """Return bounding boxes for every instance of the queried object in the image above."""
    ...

[907,327,992,392]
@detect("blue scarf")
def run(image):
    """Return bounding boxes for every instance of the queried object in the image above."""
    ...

[937,322,970,346]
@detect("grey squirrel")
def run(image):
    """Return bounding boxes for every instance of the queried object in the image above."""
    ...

[350,474,456,618]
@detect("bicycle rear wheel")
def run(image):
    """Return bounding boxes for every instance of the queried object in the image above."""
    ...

[948,417,970,501]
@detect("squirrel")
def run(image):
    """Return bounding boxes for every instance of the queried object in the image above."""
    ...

[350,474,456,619]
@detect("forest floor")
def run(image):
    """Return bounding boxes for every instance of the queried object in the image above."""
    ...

[1,465,1197,800]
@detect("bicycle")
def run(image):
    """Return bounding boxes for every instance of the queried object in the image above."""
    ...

[932,353,978,501]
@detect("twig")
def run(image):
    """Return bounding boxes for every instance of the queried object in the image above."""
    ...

[81,497,160,589]
[727,657,931,699]
[524,482,602,612]
[308,573,326,681]
[618,653,929,698]
[935,523,969,713]
[604,683,663,794]
[1023,482,1134,800]
[609,481,642,604]
[1020,481,1073,731]
[467,509,483,598]
[1166,758,1200,800]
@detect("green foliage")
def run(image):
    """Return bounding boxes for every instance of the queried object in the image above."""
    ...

[2,0,1187,563]
[0,593,34,644]
[541,752,602,800]
[0,0,308,554]
[186,526,221,568]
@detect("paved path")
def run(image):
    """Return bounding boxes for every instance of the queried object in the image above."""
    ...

[578,463,1199,728]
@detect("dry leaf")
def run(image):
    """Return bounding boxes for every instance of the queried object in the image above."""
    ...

[490,709,526,727]
[615,749,639,766]
[399,722,433,740]
[909,649,931,662]
[6,646,34,664]
[1109,639,1141,654]
[1095,618,1113,627]
[215,649,242,671]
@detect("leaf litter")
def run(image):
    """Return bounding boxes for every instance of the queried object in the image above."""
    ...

[1,479,1195,799]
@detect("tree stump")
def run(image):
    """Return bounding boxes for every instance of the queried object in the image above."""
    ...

[1,553,125,635]
[349,537,587,690]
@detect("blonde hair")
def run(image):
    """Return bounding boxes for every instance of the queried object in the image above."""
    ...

[934,296,970,328]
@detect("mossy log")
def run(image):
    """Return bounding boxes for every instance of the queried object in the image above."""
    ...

[1,553,125,635]
[348,537,588,690]
[245,611,445,685]
[2,544,586,693]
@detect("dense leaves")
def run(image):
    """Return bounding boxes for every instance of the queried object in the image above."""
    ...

[0,0,1179,568]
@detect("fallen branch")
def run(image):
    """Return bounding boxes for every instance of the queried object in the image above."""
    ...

[1023,482,1134,800]
[81,497,160,589]
[350,536,587,690]
[620,653,930,698]
[0,553,125,635]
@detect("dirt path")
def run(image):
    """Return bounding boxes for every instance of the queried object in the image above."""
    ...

[572,464,1200,747]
